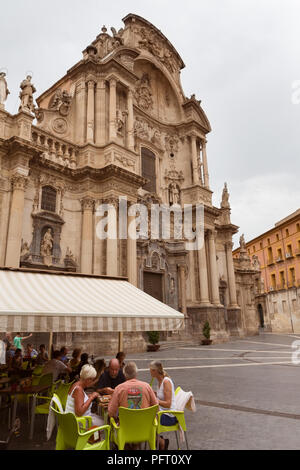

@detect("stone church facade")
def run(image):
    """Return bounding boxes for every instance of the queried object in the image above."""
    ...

[0,14,261,354]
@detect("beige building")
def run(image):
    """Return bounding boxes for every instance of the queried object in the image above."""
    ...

[0,14,260,353]
[233,209,300,333]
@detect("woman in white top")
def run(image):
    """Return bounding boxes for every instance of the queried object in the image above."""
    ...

[149,360,177,450]
[65,364,104,427]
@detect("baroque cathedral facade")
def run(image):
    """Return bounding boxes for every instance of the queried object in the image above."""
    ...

[0,14,261,353]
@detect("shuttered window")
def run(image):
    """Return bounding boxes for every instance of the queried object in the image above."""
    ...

[141,148,156,193]
[41,186,57,212]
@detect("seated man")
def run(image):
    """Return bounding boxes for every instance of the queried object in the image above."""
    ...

[42,350,72,381]
[97,358,125,395]
[108,361,158,420]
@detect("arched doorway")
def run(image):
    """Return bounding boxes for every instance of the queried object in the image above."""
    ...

[258,304,264,328]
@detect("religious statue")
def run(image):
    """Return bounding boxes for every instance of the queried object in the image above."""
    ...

[169,182,180,205]
[0,72,10,109]
[20,240,31,261]
[221,182,230,208]
[252,255,260,270]
[239,233,246,250]
[19,75,36,113]
[40,228,53,257]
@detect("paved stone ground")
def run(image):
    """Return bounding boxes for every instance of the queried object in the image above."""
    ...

[2,332,300,450]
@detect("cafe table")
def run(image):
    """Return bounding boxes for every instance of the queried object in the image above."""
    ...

[0,384,51,440]
[97,395,111,424]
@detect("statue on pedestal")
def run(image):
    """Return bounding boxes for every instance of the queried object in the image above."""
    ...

[221,182,230,208]
[19,75,36,113]
[169,182,180,205]
[0,72,10,109]
[41,228,53,266]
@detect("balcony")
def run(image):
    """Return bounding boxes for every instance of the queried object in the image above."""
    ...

[287,280,297,288]
[276,257,284,263]
[295,249,300,257]
[285,252,294,260]
[267,259,275,266]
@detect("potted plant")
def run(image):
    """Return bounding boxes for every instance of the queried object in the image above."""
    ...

[202,321,212,345]
[146,331,160,352]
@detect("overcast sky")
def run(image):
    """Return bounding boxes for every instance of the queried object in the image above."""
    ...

[1,0,299,248]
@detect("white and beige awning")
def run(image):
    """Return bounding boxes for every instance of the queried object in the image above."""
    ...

[0,269,184,333]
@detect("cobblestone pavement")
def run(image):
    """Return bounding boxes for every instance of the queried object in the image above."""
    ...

[2,332,300,450]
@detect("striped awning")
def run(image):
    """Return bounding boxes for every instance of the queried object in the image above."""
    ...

[0,269,184,333]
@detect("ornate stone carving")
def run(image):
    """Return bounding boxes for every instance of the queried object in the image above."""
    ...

[11,174,28,191]
[164,168,184,185]
[19,75,36,113]
[48,88,73,116]
[168,181,180,205]
[133,26,178,74]
[80,197,95,211]
[0,72,10,109]
[94,25,123,59]
[134,74,153,111]
[165,133,179,155]
[40,227,53,257]
[52,118,68,134]
[20,239,31,261]
[221,182,230,209]
[64,247,77,269]
[134,116,150,140]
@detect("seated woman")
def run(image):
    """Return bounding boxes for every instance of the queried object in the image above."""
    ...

[149,360,177,450]
[68,348,82,371]
[94,359,106,383]
[65,364,104,427]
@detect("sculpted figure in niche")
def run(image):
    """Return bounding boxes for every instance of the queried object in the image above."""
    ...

[41,228,53,257]
[169,182,180,205]
[19,75,36,113]
[0,72,10,108]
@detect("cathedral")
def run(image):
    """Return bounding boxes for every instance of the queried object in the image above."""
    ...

[0,14,261,353]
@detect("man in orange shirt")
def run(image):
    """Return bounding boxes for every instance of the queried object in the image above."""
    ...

[108,361,158,420]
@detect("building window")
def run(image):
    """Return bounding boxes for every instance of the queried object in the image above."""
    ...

[286,228,289,237]
[267,238,271,245]
[279,271,285,289]
[141,147,156,193]
[267,247,273,264]
[253,245,256,253]
[41,186,57,212]
[260,242,263,249]
[289,267,295,286]
[286,244,293,258]
[297,223,300,232]
[276,233,279,241]
[282,300,287,312]
[271,273,276,290]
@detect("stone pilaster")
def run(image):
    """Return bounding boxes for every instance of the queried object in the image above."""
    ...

[95,79,106,146]
[86,80,95,143]
[127,89,135,152]
[5,174,28,268]
[80,197,95,274]
[225,241,239,308]
[208,230,221,306]
[127,204,137,286]
[191,134,199,185]
[201,140,210,189]
[109,78,117,142]
[197,232,211,306]
[105,198,118,276]
[178,264,188,317]
[75,80,86,145]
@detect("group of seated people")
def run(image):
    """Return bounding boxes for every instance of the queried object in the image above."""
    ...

[67,355,174,450]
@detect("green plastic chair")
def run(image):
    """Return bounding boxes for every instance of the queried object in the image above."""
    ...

[110,405,158,450]
[32,365,44,376]
[54,381,74,410]
[156,386,189,450]
[21,361,29,370]
[50,394,110,450]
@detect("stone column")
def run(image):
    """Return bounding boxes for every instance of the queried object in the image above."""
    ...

[75,80,86,145]
[109,78,117,142]
[95,79,106,146]
[80,197,95,274]
[225,241,238,307]
[202,140,210,188]
[191,134,199,185]
[127,89,135,152]
[188,250,197,302]
[178,264,187,317]
[208,230,221,305]
[197,232,211,306]
[5,174,28,268]
[86,80,95,143]
[127,206,137,286]
[106,200,118,276]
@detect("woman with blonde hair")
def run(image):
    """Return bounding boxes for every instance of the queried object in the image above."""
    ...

[65,364,104,427]
[149,361,177,450]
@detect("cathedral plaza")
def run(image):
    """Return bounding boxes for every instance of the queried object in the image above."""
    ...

[0,6,298,454]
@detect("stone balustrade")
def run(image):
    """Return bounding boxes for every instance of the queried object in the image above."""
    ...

[31,127,78,169]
